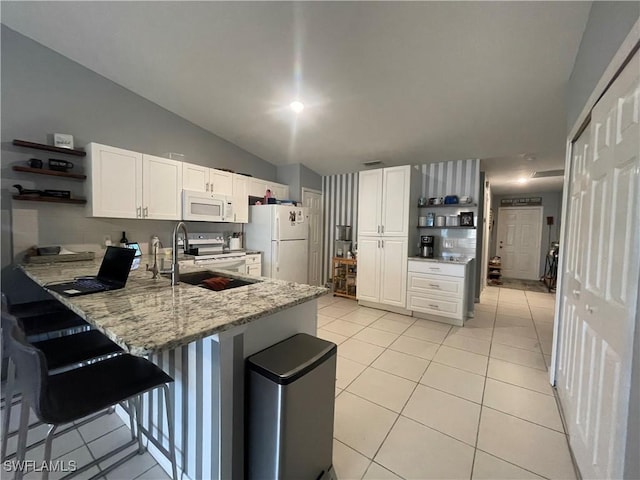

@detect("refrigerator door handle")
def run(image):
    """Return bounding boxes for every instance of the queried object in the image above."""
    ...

[275,215,280,241]
[275,241,279,272]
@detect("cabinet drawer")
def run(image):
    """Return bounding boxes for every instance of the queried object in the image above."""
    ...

[408,272,463,297]
[407,292,462,319]
[246,254,261,265]
[407,260,465,277]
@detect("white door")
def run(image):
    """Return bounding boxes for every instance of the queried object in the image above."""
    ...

[556,50,639,480]
[302,188,323,287]
[356,237,380,303]
[379,238,408,307]
[273,206,308,241]
[381,166,410,237]
[142,154,183,220]
[182,162,209,192]
[496,207,543,280]
[87,143,142,219]
[210,169,233,196]
[357,169,383,236]
[232,174,249,223]
[272,239,308,284]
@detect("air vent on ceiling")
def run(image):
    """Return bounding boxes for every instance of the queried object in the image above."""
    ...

[532,169,565,178]
[363,160,384,167]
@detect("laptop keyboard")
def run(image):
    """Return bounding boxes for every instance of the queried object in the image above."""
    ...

[73,278,106,289]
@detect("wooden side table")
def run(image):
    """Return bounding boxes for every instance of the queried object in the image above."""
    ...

[332,257,357,299]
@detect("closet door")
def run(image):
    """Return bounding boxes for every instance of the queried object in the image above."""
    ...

[556,50,639,480]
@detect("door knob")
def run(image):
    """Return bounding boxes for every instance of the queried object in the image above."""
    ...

[586,304,597,314]
[572,289,581,298]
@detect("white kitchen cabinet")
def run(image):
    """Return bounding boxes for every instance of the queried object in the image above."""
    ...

[248,178,269,198]
[245,253,262,276]
[356,237,408,308]
[86,143,182,220]
[181,162,233,195]
[357,165,415,237]
[406,259,471,326]
[270,183,289,200]
[232,174,249,223]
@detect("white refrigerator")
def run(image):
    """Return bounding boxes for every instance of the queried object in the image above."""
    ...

[245,205,309,284]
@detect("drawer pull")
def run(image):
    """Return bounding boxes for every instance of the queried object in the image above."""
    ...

[429,284,440,288]
[429,304,439,309]
[428,267,441,271]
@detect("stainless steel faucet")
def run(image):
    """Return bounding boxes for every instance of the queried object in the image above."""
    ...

[167,221,189,285]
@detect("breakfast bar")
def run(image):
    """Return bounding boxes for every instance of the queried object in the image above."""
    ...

[19,259,327,480]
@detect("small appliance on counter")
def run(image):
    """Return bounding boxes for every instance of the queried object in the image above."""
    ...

[420,235,435,258]
[335,225,352,258]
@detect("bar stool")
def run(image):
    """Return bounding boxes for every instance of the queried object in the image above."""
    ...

[1,312,123,461]
[7,324,178,480]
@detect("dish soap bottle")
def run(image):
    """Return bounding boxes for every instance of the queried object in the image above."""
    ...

[120,231,128,247]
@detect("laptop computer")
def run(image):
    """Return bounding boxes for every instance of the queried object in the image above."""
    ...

[47,246,136,297]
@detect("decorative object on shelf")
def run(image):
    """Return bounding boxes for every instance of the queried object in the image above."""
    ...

[418,216,428,227]
[460,211,474,227]
[428,197,443,205]
[500,197,542,207]
[444,195,459,205]
[13,184,70,199]
[488,256,502,285]
[53,133,74,149]
[332,257,357,299]
[13,139,86,157]
[418,196,427,207]
[28,158,43,168]
[435,215,446,227]
[163,152,185,161]
[13,165,86,179]
[460,195,472,204]
[48,158,74,172]
[426,212,435,226]
[447,215,459,226]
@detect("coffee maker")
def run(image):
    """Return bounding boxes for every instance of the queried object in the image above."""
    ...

[420,235,434,258]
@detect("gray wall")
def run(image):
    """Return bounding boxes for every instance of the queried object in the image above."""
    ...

[566,2,639,130]
[490,191,563,279]
[1,26,279,272]
[300,164,322,192]
[276,163,322,202]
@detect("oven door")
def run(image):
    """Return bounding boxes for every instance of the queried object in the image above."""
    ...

[194,256,247,273]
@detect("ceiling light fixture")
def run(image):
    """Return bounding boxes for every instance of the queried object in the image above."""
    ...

[517,177,528,184]
[290,101,304,113]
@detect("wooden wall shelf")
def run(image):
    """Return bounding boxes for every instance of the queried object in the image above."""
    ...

[13,139,86,157]
[12,166,86,180]
[12,195,86,205]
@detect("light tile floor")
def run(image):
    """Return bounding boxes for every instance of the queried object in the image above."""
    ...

[2,286,574,480]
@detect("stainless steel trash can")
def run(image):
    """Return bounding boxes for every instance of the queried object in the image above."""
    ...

[246,333,337,480]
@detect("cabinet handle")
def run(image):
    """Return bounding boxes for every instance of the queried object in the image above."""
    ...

[429,284,440,288]
[136,206,142,218]
[381,240,384,248]
[206,182,209,192]
[429,304,439,309]
[428,267,441,271]
[144,206,149,218]
[381,225,384,234]
[377,225,380,234]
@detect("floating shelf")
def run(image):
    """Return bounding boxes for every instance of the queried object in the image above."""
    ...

[12,166,86,180]
[12,195,86,205]
[416,226,476,229]
[418,204,477,208]
[12,139,86,157]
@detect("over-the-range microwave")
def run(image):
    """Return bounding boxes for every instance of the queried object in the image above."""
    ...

[182,190,234,222]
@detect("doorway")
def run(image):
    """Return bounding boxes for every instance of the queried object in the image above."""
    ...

[496,206,543,280]
[302,188,323,286]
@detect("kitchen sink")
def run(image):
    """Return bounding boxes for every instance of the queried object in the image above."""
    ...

[168,271,260,290]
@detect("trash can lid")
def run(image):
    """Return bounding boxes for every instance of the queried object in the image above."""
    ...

[247,333,337,385]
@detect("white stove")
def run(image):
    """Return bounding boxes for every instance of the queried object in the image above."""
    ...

[179,233,246,273]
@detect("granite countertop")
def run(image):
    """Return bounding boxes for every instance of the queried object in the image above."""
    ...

[20,257,327,356]
[408,256,473,265]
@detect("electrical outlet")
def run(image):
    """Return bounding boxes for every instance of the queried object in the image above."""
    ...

[103,235,112,247]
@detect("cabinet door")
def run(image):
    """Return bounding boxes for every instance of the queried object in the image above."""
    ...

[270,183,288,200]
[356,237,380,302]
[86,143,142,219]
[232,174,249,223]
[249,178,269,197]
[182,162,209,192]
[210,169,233,196]
[246,264,262,277]
[142,154,183,220]
[381,166,410,236]
[379,238,408,307]
[357,169,383,236]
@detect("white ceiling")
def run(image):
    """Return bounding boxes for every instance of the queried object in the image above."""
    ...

[2,1,591,193]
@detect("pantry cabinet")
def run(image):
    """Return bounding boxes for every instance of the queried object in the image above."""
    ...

[181,162,233,195]
[357,237,408,307]
[86,143,181,220]
[232,174,249,223]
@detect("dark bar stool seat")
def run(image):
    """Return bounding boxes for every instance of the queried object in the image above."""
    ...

[5,299,68,319]
[7,325,178,480]
[19,310,89,337]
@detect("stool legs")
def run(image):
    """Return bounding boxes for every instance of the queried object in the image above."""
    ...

[163,385,178,480]
[1,359,16,461]
[15,397,30,480]
[42,424,58,480]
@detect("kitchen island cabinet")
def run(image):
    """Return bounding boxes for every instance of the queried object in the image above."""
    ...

[20,259,326,480]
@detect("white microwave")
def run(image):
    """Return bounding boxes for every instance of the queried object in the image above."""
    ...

[182,190,233,222]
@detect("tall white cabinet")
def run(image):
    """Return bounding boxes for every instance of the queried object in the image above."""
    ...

[86,143,182,220]
[357,165,419,310]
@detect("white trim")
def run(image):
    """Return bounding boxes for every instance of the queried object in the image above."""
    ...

[552,19,640,386]
[301,187,324,286]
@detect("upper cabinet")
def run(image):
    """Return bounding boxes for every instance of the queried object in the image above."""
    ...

[181,163,232,195]
[358,165,415,237]
[86,143,182,220]
[232,174,249,223]
[248,177,289,200]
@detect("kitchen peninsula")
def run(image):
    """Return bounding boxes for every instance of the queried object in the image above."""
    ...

[20,258,327,480]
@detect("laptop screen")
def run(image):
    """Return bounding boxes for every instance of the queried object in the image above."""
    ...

[97,246,136,286]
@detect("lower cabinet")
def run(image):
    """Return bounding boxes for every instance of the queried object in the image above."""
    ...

[406,260,470,326]
[246,253,262,276]
[356,237,407,308]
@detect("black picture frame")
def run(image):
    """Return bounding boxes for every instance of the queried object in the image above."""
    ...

[460,212,474,227]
